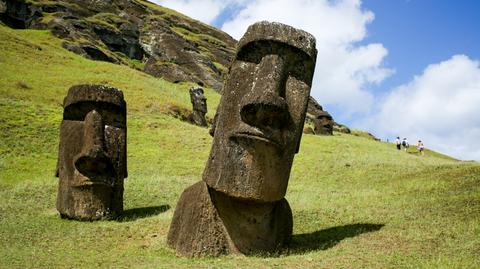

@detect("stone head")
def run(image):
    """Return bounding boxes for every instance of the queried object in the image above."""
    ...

[189,86,207,114]
[56,84,127,220]
[314,111,333,134]
[203,21,317,202]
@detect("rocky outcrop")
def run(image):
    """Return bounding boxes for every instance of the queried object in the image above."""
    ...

[1,0,357,136]
[0,0,236,90]
[306,96,351,135]
[333,124,351,134]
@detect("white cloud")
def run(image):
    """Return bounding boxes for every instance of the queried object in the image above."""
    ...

[221,0,393,116]
[155,0,392,116]
[361,55,480,160]
[151,0,229,24]
[150,1,479,160]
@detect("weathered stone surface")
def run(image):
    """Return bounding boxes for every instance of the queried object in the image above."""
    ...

[56,84,127,221]
[307,96,323,116]
[211,189,293,254]
[92,21,144,60]
[306,96,334,135]
[0,0,40,29]
[168,21,316,256]
[167,181,231,257]
[140,16,232,90]
[203,21,316,202]
[313,110,334,135]
[333,123,351,134]
[188,86,208,127]
[167,181,293,257]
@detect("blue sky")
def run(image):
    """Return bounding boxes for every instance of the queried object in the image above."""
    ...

[360,0,480,94]
[154,0,480,160]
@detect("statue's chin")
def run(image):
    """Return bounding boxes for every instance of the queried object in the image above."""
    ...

[211,136,289,202]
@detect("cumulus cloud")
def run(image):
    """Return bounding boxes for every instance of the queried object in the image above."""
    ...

[151,0,229,24]
[155,0,393,117]
[221,0,393,116]
[361,55,480,160]
[150,1,479,160]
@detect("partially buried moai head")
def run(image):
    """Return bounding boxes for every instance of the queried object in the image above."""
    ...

[314,111,333,135]
[203,21,317,202]
[56,84,127,220]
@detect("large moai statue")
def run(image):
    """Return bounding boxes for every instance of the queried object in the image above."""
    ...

[188,86,208,126]
[56,84,127,221]
[168,21,317,257]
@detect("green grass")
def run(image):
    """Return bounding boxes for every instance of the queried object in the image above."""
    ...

[85,12,128,32]
[1,25,479,268]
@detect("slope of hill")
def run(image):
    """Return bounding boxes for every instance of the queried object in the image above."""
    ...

[1,25,479,268]
[0,0,236,90]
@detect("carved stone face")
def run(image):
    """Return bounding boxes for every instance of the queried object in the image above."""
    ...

[56,85,127,220]
[203,22,317,202]
[314,113,334,135]
[190,86,207,114]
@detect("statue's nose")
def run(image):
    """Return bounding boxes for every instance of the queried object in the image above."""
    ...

[74,110,112,179]
[240,54,289,129]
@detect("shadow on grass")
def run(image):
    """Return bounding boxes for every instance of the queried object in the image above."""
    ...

[287,223,384,254]
[116,205,170,222]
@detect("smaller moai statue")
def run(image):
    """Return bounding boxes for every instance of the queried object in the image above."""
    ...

[307,96,334,135]
[188,86,208,126]
[313,110,334,135]
[168,21,317,257]
[56,84,127,220]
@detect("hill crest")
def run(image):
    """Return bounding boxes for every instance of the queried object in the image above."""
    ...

[0,0,236,90]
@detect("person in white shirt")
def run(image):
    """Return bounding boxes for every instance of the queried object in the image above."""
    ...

[417,140,425,155]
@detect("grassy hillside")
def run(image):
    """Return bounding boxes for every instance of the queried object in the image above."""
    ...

[1,25,479,268]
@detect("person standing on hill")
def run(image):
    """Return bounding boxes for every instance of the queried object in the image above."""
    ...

[395,137,401,150]
[402,138,409,152]
[417,140,425,155]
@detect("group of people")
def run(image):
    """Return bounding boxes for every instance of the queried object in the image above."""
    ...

[395,137,425,155]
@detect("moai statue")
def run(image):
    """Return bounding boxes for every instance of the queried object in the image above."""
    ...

[188,86,208,126]
[56,84,127,220]
[306,96,333,135]
[313,110,334,135]
[168,21,317,257]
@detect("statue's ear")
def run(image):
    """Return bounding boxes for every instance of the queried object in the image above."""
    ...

[55,159,59,177]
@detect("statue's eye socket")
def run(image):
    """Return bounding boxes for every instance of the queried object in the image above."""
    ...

[63,102,126,128]
[237,41,314,84]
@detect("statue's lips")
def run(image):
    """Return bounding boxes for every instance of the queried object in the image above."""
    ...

[72,171,113,188]
[71,179,111,188]
[232,132,282,149]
